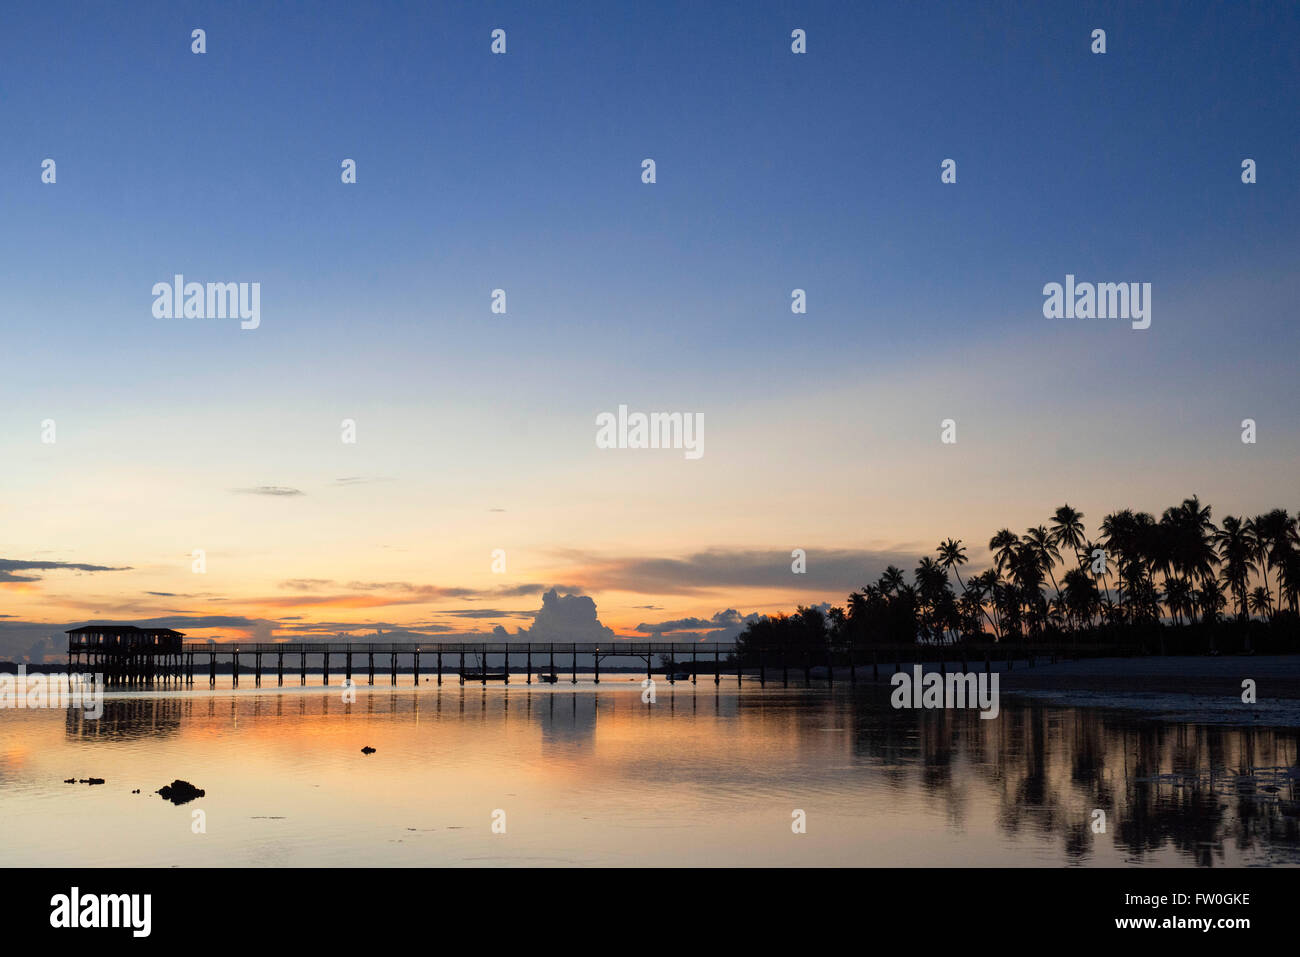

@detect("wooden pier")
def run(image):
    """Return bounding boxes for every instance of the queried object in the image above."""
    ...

[171,640,742,688]
[68,626,1134,689]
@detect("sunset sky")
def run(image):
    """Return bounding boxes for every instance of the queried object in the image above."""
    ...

[2,2,1298,659]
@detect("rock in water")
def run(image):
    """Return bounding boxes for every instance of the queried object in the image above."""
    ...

[361,746,376,754]
[157,779,206,805]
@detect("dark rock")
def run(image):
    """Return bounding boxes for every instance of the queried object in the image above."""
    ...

[64,778,76,784]
[157,779,205,805]
[77,778,105,785]
[361,746,376,754]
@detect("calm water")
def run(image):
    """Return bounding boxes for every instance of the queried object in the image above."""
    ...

[2,676,1298,867]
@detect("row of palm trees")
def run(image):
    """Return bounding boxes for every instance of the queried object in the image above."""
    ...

[746,498,1300,648]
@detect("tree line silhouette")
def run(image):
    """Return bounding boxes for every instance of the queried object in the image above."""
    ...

[737,498,1300,654]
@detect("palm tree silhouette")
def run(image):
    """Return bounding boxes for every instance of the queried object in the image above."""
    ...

[1253,509,1293,616]
[1024,525,1064,607]
[989,529,1020,575]
[1050,504,1087,568]
[1215,516,1257,621]
[738,497,1297,652]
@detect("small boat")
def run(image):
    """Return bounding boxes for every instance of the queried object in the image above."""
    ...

[461,672,508,681]
[670,672,693,681]
[535,672,559,683]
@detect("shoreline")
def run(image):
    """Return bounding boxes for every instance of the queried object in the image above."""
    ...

[839,654,1300,727]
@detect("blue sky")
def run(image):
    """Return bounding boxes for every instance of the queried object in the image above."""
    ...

[4,1,1296,385]
[0,1,1297,655]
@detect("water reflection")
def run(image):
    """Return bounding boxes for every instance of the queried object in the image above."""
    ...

[65,696,183,740]
[831,692,1300,865]
[30,681,1300,866]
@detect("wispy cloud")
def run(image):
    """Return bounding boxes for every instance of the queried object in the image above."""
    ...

[273,579,568,605]
[635,608,761,641]
[232,486,304,496]
[443,608,538,620]
[557,547,922,596]
[0,558,131,584]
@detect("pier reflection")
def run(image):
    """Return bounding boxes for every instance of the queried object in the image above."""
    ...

[53,682,1300,865]
[65,696,184,740]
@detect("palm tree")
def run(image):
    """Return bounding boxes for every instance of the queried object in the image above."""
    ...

[736,496,1299,658]
[938,538,996,636]
[1050,504,1087,568]
[989,529,1020,574]
[1100,510,1135,618]
[937,539,967,586]
[957,592,985,638]
[880,565,906,597]
[915,556,954,643]
[1279,544,1300,616]
[1179,496,1218,582]
[1024,525,1064,606]
[845,590,869,644]
[993,579,1023,640]
[1062,567,1100,629]
[1215,516,1256,621]
[1047,595,1068,631]
[1194,579,1227,625]
[1080,537,1115,617]
[1009,541,1048,636]
[1254,509,1293,615]
[972,568,1004,640]
[1163,576,1192,626]
[1165,496,1218,623]
[1249,586,1273,621]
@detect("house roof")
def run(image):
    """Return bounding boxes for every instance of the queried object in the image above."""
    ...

[65,625,186,637]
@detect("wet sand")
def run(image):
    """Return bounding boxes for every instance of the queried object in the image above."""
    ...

[994,654,1300,697]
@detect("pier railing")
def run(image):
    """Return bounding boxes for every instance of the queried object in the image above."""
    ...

[70,638,1146,688]
[178,641,737,655]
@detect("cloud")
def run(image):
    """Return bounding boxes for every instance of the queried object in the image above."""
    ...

[269,579,564,607]
[0,613,537,661]
[270,619,459,638]
[444,608,537,619]
[517,589,614,642]
[0,558,132,584]
[279,579,335,591]
[634,608,762,642]
[559,547,921,596]
[0,613,281,661]
[232,486,304,496]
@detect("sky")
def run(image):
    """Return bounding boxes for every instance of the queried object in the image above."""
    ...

[1,1,1298,659]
